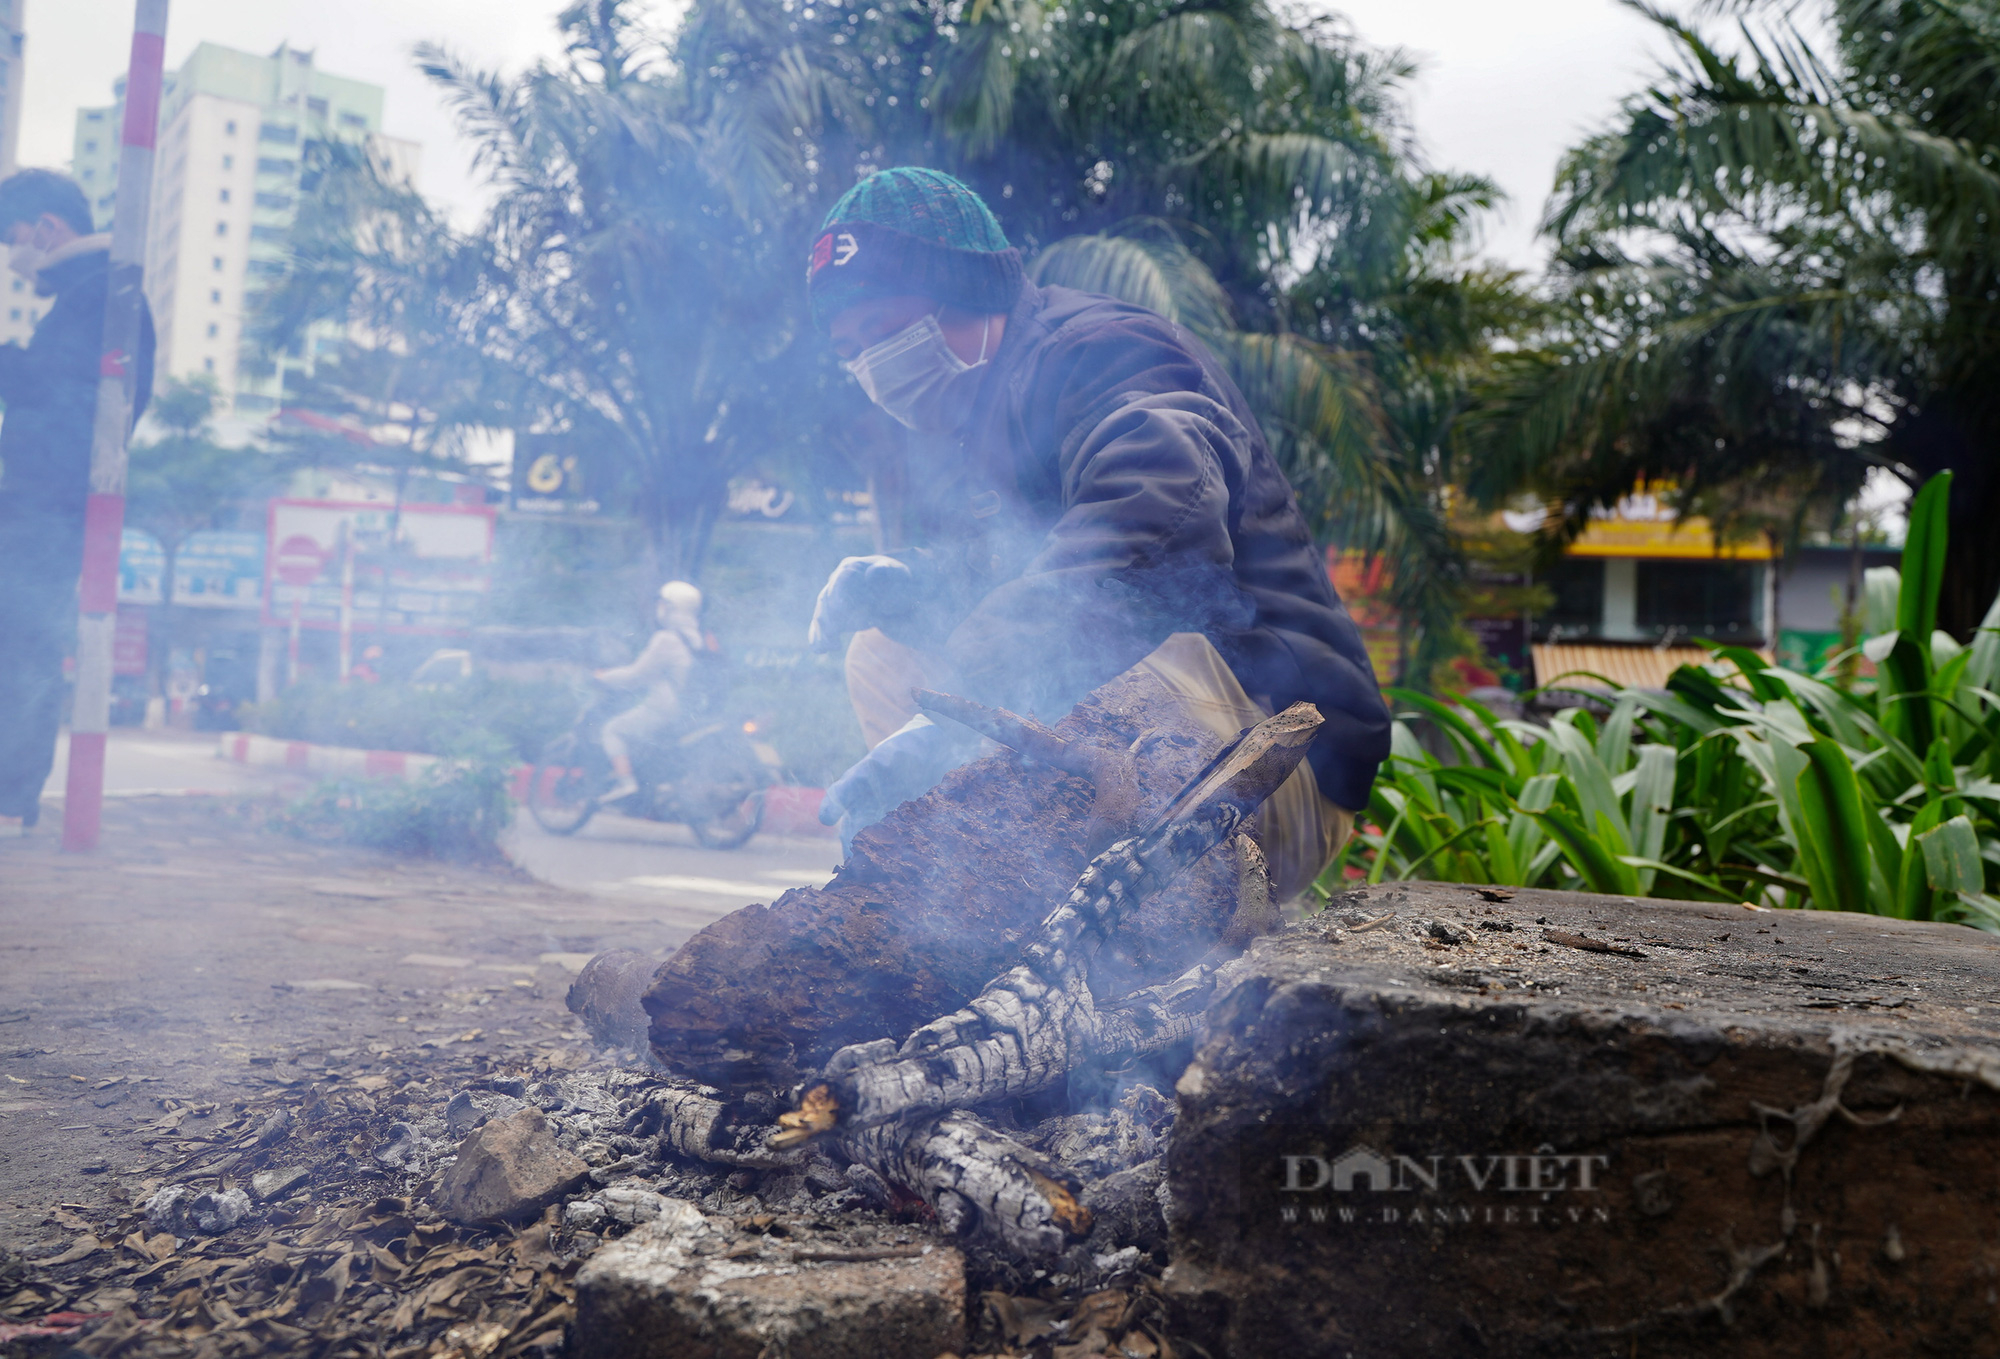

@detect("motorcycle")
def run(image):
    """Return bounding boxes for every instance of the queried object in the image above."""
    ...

[525,685,774,848]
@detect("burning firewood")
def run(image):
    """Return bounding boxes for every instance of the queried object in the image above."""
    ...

[569,674,1318,1258]
[748,703,1320,1255]
[635,667,1285,1090]
[778,701,1320,1142]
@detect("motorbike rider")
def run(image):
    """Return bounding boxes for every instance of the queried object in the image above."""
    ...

[593,581,705,803]
[804,167,1390,898]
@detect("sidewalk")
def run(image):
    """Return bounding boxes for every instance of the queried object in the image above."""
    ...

[0,796,692,1265]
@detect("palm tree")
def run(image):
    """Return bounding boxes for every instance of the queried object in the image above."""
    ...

[275,0,1526,678]
[745,0,1528,679]
[409,0,852,580]
[1467,0,2000,636]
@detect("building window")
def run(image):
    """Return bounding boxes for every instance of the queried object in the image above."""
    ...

[212,256,223,271]
[256,157,295,176]
[81,168,93,181]
[1538,559,1605,641]
[206,322,219,338]
[1637,561,1763,645]
[249,225,285,242]
[218,188,230,203]
[225,119,236,135]
[9,278,19,293]
[258,123,298,145]
[84,139,97,153]
[254,192,294,211]
[203,357,215,372]
[210,289,221,304]
[222,154,233,170]
[8,308,18,322]
[215,221,227,236]
[307,97,329,118]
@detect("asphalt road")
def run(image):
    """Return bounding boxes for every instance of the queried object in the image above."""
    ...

[37,728,841,933]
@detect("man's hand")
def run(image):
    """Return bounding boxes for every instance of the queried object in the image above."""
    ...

[807,555,916,653]
[818,715,982,852]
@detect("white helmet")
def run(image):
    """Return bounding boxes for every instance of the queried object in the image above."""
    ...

[656,580,703,645]
[658,580,703,614]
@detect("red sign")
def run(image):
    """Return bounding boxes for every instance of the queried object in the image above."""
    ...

[273,534,326,586]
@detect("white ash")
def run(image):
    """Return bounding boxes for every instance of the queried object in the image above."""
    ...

[145,1185,253,1236]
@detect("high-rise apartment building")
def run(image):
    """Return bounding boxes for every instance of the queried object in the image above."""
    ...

[73,43,419,415]
[0,0,23,180]
[0,1,37,350]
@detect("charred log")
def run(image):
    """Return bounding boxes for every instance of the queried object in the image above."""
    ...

[641,668,1281,1091]
[843,1111,1095,1258]
[777,704,1320,1142]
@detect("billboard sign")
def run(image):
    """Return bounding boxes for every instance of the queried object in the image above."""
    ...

[262,499,496,635]
[173,530,265,609]
[117,528,164,604]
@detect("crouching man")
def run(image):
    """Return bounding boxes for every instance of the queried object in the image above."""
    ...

[805,167,1389,900]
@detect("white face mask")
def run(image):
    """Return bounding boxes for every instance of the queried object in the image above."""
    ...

[843,312,993,433]
[7,242,45,281]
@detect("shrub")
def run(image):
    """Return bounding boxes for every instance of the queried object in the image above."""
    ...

[1329,472,2000,933]
[244,676,573,762]
[265,737,515,863]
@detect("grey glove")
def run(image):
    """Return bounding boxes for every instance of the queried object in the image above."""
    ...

[807,555,917,653]
[818,715,983,854]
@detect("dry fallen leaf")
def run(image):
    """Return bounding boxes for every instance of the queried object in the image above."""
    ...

[35,1235,102,1267]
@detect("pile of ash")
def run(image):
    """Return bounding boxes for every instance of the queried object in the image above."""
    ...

[0,1042,1186,1358]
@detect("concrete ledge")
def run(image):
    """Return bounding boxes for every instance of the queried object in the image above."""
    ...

[216,732,441,784]
[575,1200,964,1359]
[1165,882,2000,1358]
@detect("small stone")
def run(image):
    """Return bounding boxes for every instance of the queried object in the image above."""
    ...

[434,1107,589,1225]
[593,1184,673,1225]
[565,1200,608,1232]
[250,1166,310,1202]
[188,1188,251,1234]
[445,1091,482,1137]
[253,1108,291,1147]
[446,1089,526,1138]
[574,1202,966,1359]
[375,1122,423,1167]
[148,1185,252,1236]
[843,1163,893,1209]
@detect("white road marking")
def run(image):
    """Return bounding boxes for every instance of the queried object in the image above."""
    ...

[604,874,803,898]
[759,868,836,886]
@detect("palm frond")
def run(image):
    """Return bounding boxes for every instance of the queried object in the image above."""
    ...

[1027,226,1234,333]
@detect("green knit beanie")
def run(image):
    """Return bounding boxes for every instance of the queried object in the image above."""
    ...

[807,167,1024,327]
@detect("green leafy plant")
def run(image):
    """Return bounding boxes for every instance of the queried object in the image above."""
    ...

[1325,472,2000,932]
[244,676,574,762]
[265,737,515,863]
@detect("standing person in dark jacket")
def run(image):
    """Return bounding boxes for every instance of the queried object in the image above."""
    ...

[804,167,1388,898]
[0,170,154,828]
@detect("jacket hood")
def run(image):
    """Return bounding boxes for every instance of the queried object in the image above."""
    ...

[35,234,111,297]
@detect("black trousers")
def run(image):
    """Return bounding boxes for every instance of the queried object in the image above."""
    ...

[0,504,82,820]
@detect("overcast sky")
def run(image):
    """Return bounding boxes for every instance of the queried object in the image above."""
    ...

[19,0,1672,271]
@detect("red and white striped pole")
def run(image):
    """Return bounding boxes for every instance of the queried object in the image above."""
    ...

[62,0,169,852]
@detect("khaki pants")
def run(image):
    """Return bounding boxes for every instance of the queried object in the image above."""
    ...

[845,629,1353,900]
